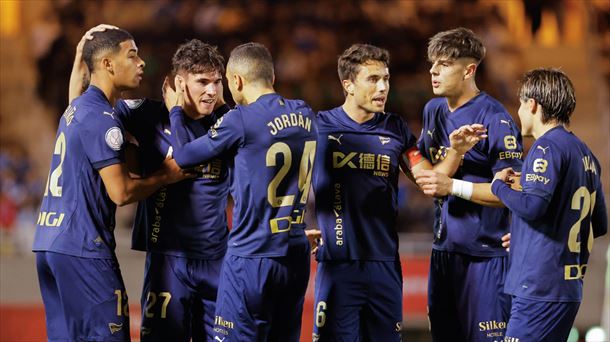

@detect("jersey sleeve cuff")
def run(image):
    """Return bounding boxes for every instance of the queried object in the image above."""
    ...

[92,157,123,170]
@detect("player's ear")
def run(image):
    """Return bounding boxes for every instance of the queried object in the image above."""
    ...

[101,57,113,75]
[527,98,538,114]
[342,80,354,96]
[464,63,477,80]
[234,74,244,91]
[174,74,186,93]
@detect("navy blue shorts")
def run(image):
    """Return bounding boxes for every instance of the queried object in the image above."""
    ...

[139,252,223,342]
[35,251,130,342]
[312,260,403,342]
[213,246,310,341]
[428,250,511,342]
[504,296,579,342]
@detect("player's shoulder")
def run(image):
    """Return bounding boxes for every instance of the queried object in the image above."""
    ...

[530,131,567,160]
[423,97,446,114]
[476,93,512,120]
[215,106,242,128]
[316,106,341,128]
[71,89,115,124]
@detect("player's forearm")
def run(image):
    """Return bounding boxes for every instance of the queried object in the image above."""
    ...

[68,50,88,103]
[117,175,167,206]
[101,161,186,206]
[432,148,462,176]
[469,183,504,207]
[491,180,549,220]
[168,107,217,168]
[173,139,216,169]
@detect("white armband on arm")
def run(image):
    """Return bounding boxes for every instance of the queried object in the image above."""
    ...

[451,179,473,200]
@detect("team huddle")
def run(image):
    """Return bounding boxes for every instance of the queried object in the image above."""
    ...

[33,24,607,342]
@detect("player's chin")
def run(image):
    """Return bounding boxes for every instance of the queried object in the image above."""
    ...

[431,87,444,96]
[198,102,215,115]
[129,78,142,88]
[371,103,385,113]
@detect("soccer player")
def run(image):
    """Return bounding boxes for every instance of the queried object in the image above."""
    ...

[310,43,486,342]
[33,27,187,341]
[413,28,523,342]
[70,38,231,341]
[491,68,607,341]
[168,42,317,341]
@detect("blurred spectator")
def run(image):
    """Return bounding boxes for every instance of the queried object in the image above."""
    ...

[0,142,43,255]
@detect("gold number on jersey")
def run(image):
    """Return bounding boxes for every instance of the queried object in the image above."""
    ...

[114,289,129,317]
[144,291,172,319]
[266,140,316,207]
[266,140,316,234]
[504,135,517,150]
[567,187,595,253]
[315,301,327,328]
[44,133,67,197]
[266,142,294,207]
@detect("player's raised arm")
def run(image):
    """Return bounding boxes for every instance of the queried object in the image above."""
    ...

[168,104,243,169]
[69,24,118,103]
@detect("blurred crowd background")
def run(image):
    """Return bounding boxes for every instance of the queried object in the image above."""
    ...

[1,0,609,340]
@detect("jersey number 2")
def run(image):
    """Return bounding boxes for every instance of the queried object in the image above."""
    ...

[568,186,595,253]
[266,140,316,233]
[43,133,67,197]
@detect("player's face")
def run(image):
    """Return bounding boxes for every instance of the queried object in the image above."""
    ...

[350,61,389,114]
[518,98,534,137]
[429,57,469,97]
[113,40,145,90]
[182,70,222,119]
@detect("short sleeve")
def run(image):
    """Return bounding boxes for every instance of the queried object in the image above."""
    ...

[486,113,524,172]
[78,112,125,170]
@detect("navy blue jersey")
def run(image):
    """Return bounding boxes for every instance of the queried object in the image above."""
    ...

[313,107,417,261]
[170,93,317,257]
[503,127,606,301]
[114,99,229,259]
[418,92,523,257]
[33,86,125,259]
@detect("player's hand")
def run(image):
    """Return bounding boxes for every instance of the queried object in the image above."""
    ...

[414,170,453,197]
[501,233,511,252]
[449,124,487,155]
[162,76,185,111]
[306,229,322,255]
[508,172,521,191]
[160,158,196,185]
[76,24,119,55]
[493,167,515,183]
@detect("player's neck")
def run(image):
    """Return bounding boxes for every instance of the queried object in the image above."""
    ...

[533,120,563,139]
[342,100,375,124]
[242,85,276,105]
[89,74,121,107]
[446,84,480,112]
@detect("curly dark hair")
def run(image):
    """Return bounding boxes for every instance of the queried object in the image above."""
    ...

[83,28,134,73]
[337,43,390,83]
[171,39,225,76]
